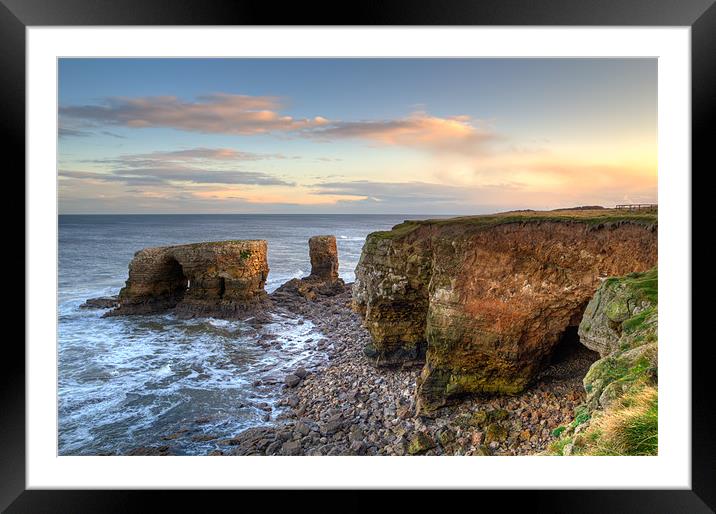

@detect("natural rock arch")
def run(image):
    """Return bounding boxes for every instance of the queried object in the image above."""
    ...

[107,240,270,318]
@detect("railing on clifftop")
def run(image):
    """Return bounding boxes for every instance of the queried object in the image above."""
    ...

[614,203,658,211]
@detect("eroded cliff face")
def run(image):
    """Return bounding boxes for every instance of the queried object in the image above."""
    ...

[352,210,658,413]
[107,240,269,318]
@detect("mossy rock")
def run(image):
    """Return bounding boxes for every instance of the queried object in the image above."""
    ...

[474,445,492,456]
[407,432,436,455]
[484,423,508,444]
[437,429,456,448]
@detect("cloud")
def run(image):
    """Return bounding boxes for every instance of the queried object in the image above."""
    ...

[59,167,293,187]
[60,94,494,155]
[308,112,497,154]
[59,127,92,138]
[106,147,296,163]
[311,180,472,204]
[60,93,329,135]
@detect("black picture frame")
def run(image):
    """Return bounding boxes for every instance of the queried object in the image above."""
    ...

[5,0,713,510]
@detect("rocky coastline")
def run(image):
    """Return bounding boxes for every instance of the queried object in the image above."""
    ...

[213,284,597,456]
[83,208,658,456]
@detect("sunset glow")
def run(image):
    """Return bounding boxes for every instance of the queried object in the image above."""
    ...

[58,58,657,214]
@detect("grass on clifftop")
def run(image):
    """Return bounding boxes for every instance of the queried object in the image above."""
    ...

[605,267,658,305]
[368,207,658,242]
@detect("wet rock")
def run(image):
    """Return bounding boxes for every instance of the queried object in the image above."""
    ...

[80,295,119,309]
[285,374,302,388]
[161,429,189,440]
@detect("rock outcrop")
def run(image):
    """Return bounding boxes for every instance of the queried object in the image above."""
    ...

[80,295,119,309]
[548,268,658,455]
[352,209,658,413]
[274,235,345,300]
[579,267,658,409]
[107,240,269,318]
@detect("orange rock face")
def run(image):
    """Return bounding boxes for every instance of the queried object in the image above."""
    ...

[352,210,658,412]
[308,235,340,281]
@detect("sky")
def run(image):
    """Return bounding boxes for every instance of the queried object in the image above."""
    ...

[58,58,657,214]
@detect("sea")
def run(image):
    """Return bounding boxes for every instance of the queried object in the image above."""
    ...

[58,214,419,455]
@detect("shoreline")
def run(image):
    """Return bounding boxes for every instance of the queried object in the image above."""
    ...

[208,284,596,456]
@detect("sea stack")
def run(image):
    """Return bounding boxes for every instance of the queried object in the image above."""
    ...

[308,235,340,282]
[274,235,345,300]
[106,240,270,318]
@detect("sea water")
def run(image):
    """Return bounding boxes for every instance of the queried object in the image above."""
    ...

[58,214,416,455]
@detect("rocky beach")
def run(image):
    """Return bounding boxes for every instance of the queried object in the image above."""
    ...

[211,285,597,456]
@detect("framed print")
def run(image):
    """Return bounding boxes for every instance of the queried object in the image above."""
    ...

[6,0,714,510]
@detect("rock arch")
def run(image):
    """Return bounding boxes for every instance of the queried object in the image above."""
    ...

[107,240,269,318]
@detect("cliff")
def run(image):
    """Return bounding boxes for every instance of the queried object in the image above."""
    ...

[107,240,270,318]
[549,268,658,455]
[352,208,658,413]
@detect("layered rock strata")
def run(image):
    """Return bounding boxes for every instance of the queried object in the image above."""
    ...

[352,209,658,413]
[274,235,345,300]
[106,240,269,318]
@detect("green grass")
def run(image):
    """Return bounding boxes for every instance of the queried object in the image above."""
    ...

[365,208,658,243]
[585,386,658,456]
[606,267,658,305]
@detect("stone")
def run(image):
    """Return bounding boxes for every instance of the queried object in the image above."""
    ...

[294,367,309,379]
[80,295,119,309]
[474,445,492,456]
[106,240,270,318]
[407,432,435,455]
[285,374,302,388]
[469,411,488,426]
[484,423,508,444]
[351,209,657,412]
[281,440,302,456]
[471,431,484,446]
[578,268,657,357]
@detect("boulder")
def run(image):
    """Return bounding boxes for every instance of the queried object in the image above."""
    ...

[80,295,119,309]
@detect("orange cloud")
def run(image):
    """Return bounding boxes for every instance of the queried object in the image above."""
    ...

[309,112,496,154]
